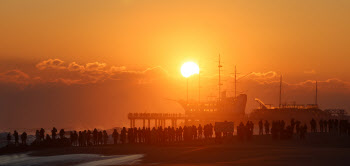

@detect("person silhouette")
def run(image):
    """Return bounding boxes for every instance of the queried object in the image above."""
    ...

[264,120,270,135]
[35,130,40,142]
[103,130,108,145]
[98,131,103,145]
[21,132,27,145]
[7,132,11,145]
[40,128,45,141]
[13,130,19,146]
[290,119,295,134]
[52,127,57,140]
[259,120,263,135]
[46,134,51,141]
[198,124,203,139]
[59,129,65,139]
[112,129,119,145]
[121,127,126,144]
[86,130,91,146]
[93,128,98,145]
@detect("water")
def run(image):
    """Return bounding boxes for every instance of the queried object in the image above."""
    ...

[0,153,143,166]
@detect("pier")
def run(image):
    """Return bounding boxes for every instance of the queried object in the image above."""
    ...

[127,113,186,128]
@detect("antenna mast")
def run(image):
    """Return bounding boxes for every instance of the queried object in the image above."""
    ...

[315,80,318,106]
[198,66,200,103]
[218,54,223,102]
[279,75,282,108]
[234,65,237,98]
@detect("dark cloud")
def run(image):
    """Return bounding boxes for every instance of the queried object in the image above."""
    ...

[0,70,30,85]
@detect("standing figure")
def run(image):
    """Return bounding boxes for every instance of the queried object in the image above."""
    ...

[7,133,11,145]
[112,129,119,144]
[59,129,65,139]
[264,120,270,135]
[13,130,19,145]
[259,120,263,135]
[21,132,27,145]
[51,127,57,140]
[103,130,108,145]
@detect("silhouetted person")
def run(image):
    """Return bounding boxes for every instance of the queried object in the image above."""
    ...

[13,130,19,145]
[112,129,119,144]
[324,120,328,132]
[52,127,57,140]
[35,130,40,141]
[7,133,11,145]
[87,130,92,146]
[296,121,301,135]
[310,119,316,132]
[21,132,27,145]
[121,127,127,144]
[70,131,74,145]
[198,124,203,139]
[290,119,295,134]
[259,120,263,135]
[300,124,307,139]
[73,131,78,146]
[237,122,245,141]
[264,120,270,134]
[59,129,65,139]
[103,130,108,145]
[98,131,103,145]
[319,120,324,132]
[93,128,98,145]
[40,128,45,141]
[46,134,51,141]
[78,131,83,146]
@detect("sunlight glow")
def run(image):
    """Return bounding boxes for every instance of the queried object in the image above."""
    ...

[181,62,200,78]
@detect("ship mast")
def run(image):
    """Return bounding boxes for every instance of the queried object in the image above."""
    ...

[218,54,223,102]
[279,75,282,108]
[315,80,318,107]
[198,64,200,103]
[234,65,237,98]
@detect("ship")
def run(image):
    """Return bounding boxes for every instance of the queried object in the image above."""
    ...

[127,57,347,128]
[249,76,348,122]
[127,55,248,128]
[178,92,247,125]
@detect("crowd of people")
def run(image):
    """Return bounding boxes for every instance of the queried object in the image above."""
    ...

[5,118,350,148]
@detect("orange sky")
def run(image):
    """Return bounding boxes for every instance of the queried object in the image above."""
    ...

[0,0,350,129]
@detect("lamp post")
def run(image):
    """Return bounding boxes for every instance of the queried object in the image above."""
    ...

[187,77,189,103]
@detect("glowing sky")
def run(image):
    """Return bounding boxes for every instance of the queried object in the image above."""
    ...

[0,0,350,129]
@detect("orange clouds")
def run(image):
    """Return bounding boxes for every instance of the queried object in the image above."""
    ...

[0,59,168,86]
[0,70,30,85]
[67,62,85,72]
[36,59,66,70]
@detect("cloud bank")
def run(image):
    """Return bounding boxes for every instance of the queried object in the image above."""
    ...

[0,60,349,129]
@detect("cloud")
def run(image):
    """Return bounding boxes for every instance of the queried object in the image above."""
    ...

[36,59,66,70]
[0,70,30,85]
[68,62,85,72]
[244,71,278,82]
[2,59,169,86]
[109,66,126,73]
[85,62,107,72]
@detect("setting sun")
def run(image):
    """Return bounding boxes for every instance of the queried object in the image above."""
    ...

[181,62,200,78]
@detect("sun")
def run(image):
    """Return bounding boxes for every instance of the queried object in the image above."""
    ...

[181,62,200,78]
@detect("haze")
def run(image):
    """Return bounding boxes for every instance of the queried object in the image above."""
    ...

[0,0,350,129]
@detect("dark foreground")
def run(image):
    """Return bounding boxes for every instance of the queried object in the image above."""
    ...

[2,134,350,166]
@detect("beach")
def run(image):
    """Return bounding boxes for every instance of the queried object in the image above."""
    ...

[1,134,350,166]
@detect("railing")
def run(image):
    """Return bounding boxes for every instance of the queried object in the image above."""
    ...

[128,113,187,119]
